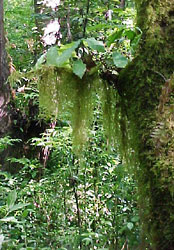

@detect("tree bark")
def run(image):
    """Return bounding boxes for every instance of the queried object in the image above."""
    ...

[119,0,125,9]
[0,0,10,136]
[118,1,174,249]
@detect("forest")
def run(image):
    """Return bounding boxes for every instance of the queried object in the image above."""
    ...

[0,0,174,249]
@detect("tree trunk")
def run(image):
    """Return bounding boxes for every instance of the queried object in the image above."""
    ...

[0,0,10,136]
[119,0,125,9]
[118,1,174,249]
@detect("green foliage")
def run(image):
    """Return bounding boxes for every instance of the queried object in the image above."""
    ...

[2,1,143,249]
[31,22,140,154]
[0,110,139,249]
[46,41,81,68]
[5,0,140,156]
[113,51,128,68]
[4,0,174,248]
[117,1,174,245]
[4,0,36,71]
[0,137,21,153]
[0,186,30,249]
[85,38,105,53]
[72,59,86,79]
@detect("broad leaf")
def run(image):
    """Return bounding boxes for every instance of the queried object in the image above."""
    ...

[7,190,17,210]
[127,222,134,230]
[46,40,80,67]
[0,216,19,223]
[87,23,112,32]
[72,59,86,79]
[124,29,136,40]
[85,38,105,52]
[8,203,30,214]
[107,29,124,46]
[112,52,128,68]
[46,46,58,66]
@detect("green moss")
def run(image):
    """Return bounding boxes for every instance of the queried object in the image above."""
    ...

[36,66,100,154]
[9,66,121,156]
[118,1,174,247]
[8,1,174,246]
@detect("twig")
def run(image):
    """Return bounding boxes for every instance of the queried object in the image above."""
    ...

[83,0,90,38]
[121,239,128,250]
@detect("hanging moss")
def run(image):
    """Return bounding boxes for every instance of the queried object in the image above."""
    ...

[36,66,100,154]
[8,65,121,156]
[18,0,174,248]
[99,81,128,158]
[100,81,116,146]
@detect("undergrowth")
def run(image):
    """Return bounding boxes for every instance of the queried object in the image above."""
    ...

[0,108,140,249]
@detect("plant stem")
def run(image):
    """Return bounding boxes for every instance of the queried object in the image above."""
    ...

[83,0,90,38]
[73,185,82,248]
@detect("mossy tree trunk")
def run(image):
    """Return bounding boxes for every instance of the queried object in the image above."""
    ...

[119,0,174,249]
[0,0,10,136]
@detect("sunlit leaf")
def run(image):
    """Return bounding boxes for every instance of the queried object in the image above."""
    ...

[127,222,134,230]
[0,216,19,223]
[97,248,109,250]
[22,209,29,218]
[85,38,105,52]
[46,40,80,67]
[7,190,17,210]
[107,29,124,46]
[8,203,30,213]
[46,46,58,66]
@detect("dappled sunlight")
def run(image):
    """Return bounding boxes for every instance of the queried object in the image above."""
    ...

[43,19,61,45]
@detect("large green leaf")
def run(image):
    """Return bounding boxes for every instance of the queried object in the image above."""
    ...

[124,29,136,40]
[107,29,124,46]
[85,38,105,52]
[46,40,80,67]
[72,59,86,79]
[0,216,19,223]
[7,190,17,210]
[46,46,58,66]
[8,203,30,214]
[112,52,128,68]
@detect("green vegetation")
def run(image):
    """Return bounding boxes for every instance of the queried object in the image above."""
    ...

[0,117,139,249]
[1,1,141,249]
[1,0,174,249]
